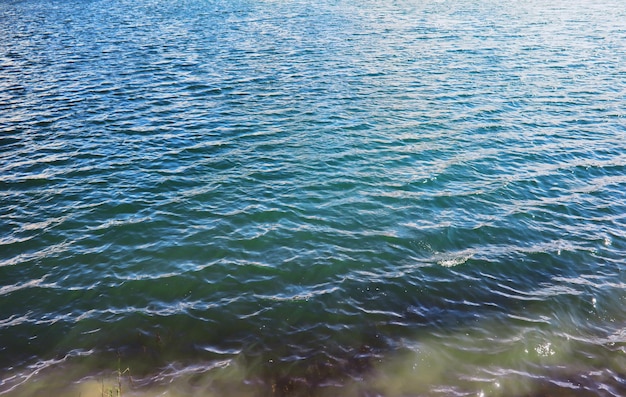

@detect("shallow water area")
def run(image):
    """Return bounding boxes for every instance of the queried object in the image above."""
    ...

[6,322,626,397]
[1,0,626,395]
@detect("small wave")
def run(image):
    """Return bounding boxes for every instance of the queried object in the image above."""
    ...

[437,249,476,267]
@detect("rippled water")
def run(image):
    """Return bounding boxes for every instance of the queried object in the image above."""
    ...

[1,0,626,395]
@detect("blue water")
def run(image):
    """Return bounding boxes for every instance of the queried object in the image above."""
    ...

[1,0,626,395]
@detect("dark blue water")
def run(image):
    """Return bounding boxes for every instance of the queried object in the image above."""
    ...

[1,0,626,395]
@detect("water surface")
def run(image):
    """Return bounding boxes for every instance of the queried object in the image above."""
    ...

[1,0,626,395]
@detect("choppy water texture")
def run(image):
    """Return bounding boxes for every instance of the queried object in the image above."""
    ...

[1,0,626,395]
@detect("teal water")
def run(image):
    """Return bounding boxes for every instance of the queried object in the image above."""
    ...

[1,0,626,395]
